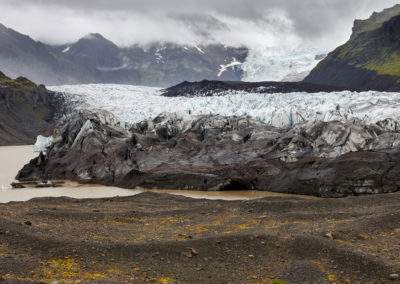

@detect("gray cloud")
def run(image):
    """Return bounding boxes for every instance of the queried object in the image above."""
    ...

[0,0,398,49]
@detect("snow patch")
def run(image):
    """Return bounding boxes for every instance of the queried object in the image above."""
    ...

[97,56,131,72]
[155,46,166,63]
[194,45,205,54]
[62,46,70,53]
[218,57,242,77]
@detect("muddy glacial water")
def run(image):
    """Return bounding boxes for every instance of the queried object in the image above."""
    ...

[0,145,313,203]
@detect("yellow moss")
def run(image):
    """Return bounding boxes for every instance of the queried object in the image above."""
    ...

[312,260,338,283]
[325,217,357,224]
[105,266,127,275]
[194,227,209,233]
[149,276,175,283]
[41,256,106,281]
[264,225,280,230]
[86,233,110,240]
[364,53,400,76]
[0,245,9,256]
[328,273,336,282]
[42,256,80,279]
[84,272,106,279]
[236,224,254,230]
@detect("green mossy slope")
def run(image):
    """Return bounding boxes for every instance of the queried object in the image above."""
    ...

[305,5,400,91]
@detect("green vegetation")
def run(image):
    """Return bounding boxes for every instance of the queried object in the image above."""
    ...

[272,280,288,284]
[0,73,37,90]
[364,53,400,76]
[307,10,400,90]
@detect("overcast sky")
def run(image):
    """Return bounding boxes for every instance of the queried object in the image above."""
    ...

[1,0,399,49]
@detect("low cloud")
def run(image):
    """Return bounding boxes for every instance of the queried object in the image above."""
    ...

[1,0,398,50]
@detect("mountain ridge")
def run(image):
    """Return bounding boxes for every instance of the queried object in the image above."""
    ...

[0,24,248,87]
[0,73,63,145]
[304,4,400,91]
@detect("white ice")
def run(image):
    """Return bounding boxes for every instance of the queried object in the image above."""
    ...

[218,57,242,77]
[62,46,70,53]
[34,135,54,152]
[241,47,325,82]
[49,84,400,128]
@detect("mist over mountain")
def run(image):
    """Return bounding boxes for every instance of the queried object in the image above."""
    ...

[0,24,248,86]
[0,0,398,86]
[0,22,325,87]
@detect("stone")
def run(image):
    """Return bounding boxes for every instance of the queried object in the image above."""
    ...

[324,231,337,240]
[389,274,399,280]
[190,248,198,256]
[357,234,368,241]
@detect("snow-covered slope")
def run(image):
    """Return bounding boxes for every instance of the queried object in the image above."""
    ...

[49,84,400,128]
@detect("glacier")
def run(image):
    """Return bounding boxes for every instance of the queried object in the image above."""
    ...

[49,84,400,128]
[241,47,325,82]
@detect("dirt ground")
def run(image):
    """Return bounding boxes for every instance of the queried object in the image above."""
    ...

[1,191,400,283]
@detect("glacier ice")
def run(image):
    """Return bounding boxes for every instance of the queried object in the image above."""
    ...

[49,84,400,128]
[34,135,54,152]
[241,47,325,82]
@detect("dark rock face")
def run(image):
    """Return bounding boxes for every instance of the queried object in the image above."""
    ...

[351,4,400,39]
[162,80,351,97]
[304,5,400,91]
[0,73,64,145]
[16,109,400,197]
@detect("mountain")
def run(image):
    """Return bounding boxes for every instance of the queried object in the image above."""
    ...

[119,43,248,86]
[351,4,400,39]
[62,33,122,70]
[0,72,63,145]
[0,24,95,85]
[0,24,248,87]
[86,41,248,86]
[304,4,400,91]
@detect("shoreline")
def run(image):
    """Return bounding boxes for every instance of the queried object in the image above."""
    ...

[1,145,315,203]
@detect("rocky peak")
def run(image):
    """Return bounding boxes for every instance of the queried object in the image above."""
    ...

[352,4,400,39]
[305,4,400,91]
[67,33,121,68]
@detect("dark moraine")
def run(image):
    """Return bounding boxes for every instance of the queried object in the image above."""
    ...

[16,109,400,198]
[161,80,353,97]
